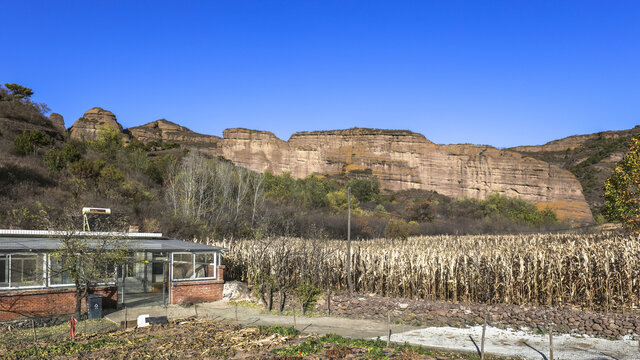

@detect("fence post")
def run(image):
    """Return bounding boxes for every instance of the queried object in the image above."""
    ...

[31,319,36,343]
[481,318,486,360]
[387,311,391,347]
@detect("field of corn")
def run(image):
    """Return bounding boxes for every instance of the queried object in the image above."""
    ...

[213,231,640,311]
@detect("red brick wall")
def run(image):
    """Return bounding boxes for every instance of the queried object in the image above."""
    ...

[0,285,118,321]
[170,266,225,304]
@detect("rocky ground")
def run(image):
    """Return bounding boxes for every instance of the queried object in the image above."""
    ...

[313,293,640,339]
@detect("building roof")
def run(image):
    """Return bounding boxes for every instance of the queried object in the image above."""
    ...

[0,231,226,253]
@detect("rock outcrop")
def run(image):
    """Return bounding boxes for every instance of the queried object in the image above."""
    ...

[218,128,592,223]
[85,111,593,223]
[128,119,221,154]
[48,113,65,133]
[509,126,640,153]
[69,107,123,140]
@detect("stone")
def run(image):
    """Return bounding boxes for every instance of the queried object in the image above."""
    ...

[49,113,65,133]
[125,121,593,222]
[69,107,124,141]
[222,281,250,301]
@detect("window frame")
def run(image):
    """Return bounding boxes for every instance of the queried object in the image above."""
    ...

[0,253,47,289]
[170,251,217,281]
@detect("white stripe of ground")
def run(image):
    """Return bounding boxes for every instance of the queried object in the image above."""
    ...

[384,325,638,360]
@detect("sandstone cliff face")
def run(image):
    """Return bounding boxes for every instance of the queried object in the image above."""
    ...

[48,113,65,133]
[69,107,123,140]
[128,119,221,146]
[117,115,593,223]
[219,128,592,223]
[509,126,640,153]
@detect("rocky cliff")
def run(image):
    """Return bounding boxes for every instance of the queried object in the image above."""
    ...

[220,128,592,223]
[508,126,640,213]
[69,107,124,141]
[70,110,593,223]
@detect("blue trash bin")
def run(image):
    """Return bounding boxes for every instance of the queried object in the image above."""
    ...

[87,294,103,319]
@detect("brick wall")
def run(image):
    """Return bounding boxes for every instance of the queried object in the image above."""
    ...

[0,285,118,321]
[170,266,225,304]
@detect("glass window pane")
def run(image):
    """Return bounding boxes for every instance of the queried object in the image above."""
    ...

[11,254,44,287]
[49,255,73,285]
[195,253,215,278]
[0,255,8,287]
[172,253,193,280]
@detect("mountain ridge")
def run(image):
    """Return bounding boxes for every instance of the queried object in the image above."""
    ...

[68,108,594,223]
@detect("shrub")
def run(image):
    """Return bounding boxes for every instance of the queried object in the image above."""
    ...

[43,143,82,173]
[347,177,380,202]
[295,279,320,314]
[384,218,410,240]
[12,130,52,156]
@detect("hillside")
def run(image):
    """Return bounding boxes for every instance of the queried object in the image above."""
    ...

[509,126,640,217]
[4,84,621,239]
[118,120,592,223]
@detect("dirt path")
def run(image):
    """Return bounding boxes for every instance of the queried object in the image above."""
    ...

[105,301,640,359]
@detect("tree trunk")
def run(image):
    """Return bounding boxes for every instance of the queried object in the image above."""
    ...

[267,287,273,312]
[279,291,286,313]
[75,282,88,318]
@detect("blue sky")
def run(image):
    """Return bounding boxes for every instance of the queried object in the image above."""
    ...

[3,1,639,148]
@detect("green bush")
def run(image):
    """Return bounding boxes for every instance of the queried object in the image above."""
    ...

[43,143,82,173]
[347,177,380,202]
[384,218,410,240]
[295,279,320,314]
[12,130,52,156]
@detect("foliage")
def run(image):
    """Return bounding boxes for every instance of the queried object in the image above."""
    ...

[0,84,50,124]
[384,218,410,239]
[90,125,123,159]
[12,130,52,156]
[4,83,34,99]
[347,177,381,202]
[295,279,320,314]
[43,143,82,173]
[603,134,640,228]
[257,325,300,337]
[325,189,360,213]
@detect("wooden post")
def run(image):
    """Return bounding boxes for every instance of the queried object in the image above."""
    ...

[347,186,353,295]
[387,311,391,347]
[31,319,36,343]
[549,321,554,360]
[480,319,487,359]
[293,310,297,329]
[327,292,331,316]
[235,302,239,322]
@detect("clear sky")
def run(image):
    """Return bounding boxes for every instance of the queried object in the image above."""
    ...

[3,1,639,148]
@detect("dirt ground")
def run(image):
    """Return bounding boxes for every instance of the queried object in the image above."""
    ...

[0,318,513,359]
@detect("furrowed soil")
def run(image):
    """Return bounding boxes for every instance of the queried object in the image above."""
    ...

[0,318,514,359]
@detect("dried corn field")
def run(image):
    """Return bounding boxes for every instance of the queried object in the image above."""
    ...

[213,231,640,311]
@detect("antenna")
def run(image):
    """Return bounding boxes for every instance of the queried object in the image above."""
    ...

[82,207,111,231]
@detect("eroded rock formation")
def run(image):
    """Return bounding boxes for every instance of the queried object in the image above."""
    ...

[220,128,592,223]
[48,113,65,133]
[71,110,593,223]
[69,107,123,140]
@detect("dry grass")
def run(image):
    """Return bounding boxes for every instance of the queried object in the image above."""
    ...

[215,231,640,311]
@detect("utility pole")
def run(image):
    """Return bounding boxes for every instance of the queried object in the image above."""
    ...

[347,186,353,294]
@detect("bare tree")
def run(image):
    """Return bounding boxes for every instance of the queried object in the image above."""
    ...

[47,211,129,318]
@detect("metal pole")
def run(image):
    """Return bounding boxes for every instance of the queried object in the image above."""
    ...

[347,186,353,294]
[162,261,166,306]
[122,264,126,309]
